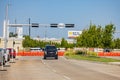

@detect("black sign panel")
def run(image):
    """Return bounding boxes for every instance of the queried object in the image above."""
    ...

[50,24,58,27]
[32,23,39,27]
[65,24,74,28]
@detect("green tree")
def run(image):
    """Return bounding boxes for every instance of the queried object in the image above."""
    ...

[61,38,68,48]
[96,26,103,48]
[114,38,120,49]
[76,24,115,48]
[22,36,62,48]
[22,36,31,47]
[9,32,17,37]
[102,24,115,48]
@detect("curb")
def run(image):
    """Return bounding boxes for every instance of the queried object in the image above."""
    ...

[109,62,120,66]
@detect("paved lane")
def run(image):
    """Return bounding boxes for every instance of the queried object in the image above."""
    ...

[0,56,120,80]
[42,57,120,80]
[0,56,66,80]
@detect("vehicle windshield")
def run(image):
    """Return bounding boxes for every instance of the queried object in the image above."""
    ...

[45,46,57,51]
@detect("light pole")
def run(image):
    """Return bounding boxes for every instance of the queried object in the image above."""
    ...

[0,4,9,71]
[4,4,9,49]
[45,26,47,41]
[29,18,31,37]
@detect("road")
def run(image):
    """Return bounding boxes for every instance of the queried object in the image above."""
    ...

[0,56,120,80]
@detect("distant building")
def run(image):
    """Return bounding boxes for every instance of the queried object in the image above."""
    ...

[0,37,23,51]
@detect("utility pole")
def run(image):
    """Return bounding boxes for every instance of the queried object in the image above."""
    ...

[4,4,10,49]
[15,19,17,35]
[29,18,31,37]
[0,4,9,71]
[45,26,47,41]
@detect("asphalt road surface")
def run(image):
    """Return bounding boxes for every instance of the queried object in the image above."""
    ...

[0,56,120,80]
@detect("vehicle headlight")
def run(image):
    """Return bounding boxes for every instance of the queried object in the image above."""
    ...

[56,51,58,55]
[45,51,47,55]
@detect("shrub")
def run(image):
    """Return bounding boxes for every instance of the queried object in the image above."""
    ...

[87,51,97,56]
[75,50,86,55]
[65,49,75,56]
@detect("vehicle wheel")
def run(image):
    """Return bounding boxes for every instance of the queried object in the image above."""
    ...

[7,58,10,61]
[3,62,5,65]
[3,57,6,65]
[10,55,12,58]
[0,63,2,66]
[44,55,46,59]
[55,55,58,59]
[13,56,16,58]
[8,55,10,61]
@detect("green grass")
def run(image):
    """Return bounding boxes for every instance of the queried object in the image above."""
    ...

[66,55,120,63]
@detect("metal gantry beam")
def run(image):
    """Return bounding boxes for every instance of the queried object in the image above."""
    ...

[8,23,74,28]
[8,23,50,27]
[8,24,31,27]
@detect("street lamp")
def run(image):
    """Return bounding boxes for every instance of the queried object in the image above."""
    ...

[29,18,31,37]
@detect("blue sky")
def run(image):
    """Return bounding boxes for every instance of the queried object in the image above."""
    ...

[0,0,120,39]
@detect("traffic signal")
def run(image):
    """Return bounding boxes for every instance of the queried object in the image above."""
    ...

[32,23,39,27]
[50,23,74,28]
[50,24,58,27]
[65,24,74,28]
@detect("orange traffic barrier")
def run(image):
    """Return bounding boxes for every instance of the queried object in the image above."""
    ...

[40,51,44,56]
[26,52,31,56]
[38,52,41,56]
[98,52,120,56]
[17,51,22,56]
[58,51,65,56]
[98,52,104,56]
[18,51,120,56]
[21,51,24,56]
[17,51,65,56]
[118,53,120,56]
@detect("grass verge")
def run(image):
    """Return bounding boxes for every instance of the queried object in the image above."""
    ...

[65,55,120,63]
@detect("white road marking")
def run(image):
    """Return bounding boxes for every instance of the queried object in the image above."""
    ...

[41,59,46,64]
[61,56,68,61]
[52,69,57,72]
[41,57,71,80]
[63,75,71,80]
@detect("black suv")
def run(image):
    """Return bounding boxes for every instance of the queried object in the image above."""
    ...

[43,45,58,59]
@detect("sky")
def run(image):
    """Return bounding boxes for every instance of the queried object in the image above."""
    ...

[0,0,120,39]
